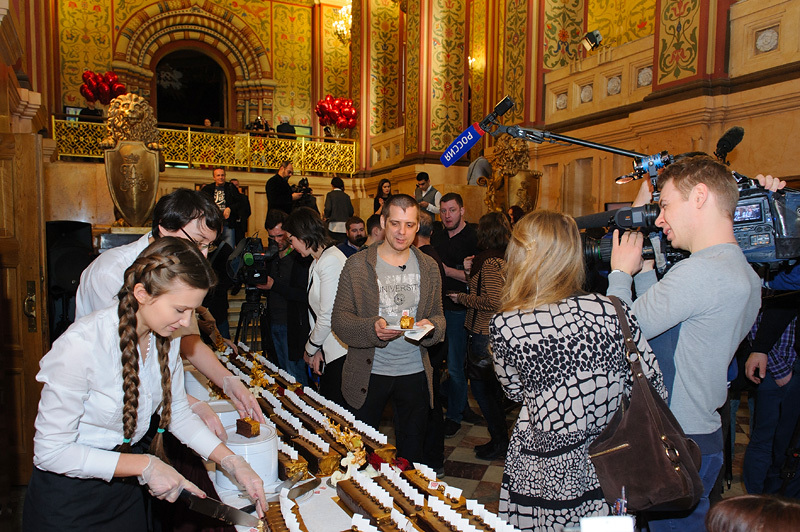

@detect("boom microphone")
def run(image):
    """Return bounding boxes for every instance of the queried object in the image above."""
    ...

[440,123,486,167]
[714,126,744,162]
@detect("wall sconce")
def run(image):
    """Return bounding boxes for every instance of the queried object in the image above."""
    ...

[581,30,603,52]
[333,1,352,45]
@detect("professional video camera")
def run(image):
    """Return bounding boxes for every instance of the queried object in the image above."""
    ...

[292,177,313,197]
[227,234,278,287]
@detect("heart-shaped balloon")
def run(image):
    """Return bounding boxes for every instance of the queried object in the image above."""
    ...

[82,70,93,84]
[104,71,118,84]
[112,82,127,97]
[97,82,111,105]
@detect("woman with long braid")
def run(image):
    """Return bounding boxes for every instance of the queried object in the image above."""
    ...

[24,238,267,531]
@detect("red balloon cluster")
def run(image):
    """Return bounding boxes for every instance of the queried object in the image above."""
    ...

[80,70,127,105]
[314,94,359,130]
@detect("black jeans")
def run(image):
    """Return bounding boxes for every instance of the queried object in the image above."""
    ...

[468,333,508,442]
[355,371,429,463]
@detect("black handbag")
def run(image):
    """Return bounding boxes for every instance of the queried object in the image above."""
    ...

[588,296,703,512]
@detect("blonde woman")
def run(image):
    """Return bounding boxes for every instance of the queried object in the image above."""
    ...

[490,210,666,531]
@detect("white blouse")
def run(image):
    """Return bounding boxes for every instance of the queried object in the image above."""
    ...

[33,306,221,481]
[306,246,348,363]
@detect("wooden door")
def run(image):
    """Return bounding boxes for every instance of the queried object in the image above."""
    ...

[0,133,47,484]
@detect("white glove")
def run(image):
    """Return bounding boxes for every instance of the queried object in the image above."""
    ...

[223,375,266,423]
[190,401,227,442]
[138,455,205,502]
[220,454,267,517]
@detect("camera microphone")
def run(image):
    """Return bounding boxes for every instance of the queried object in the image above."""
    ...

[715,126,744,162]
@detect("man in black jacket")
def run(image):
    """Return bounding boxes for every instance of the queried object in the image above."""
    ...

[259,210,311,384]
[200,167,245,249]
[265,160,302,217]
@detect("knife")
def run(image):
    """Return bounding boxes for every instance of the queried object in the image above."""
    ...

[287,476,321,500]
[178,490,260,528]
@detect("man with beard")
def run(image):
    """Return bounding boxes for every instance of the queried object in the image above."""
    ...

[432,192,478,438]
[259,210,311,384]
[265,160,302,217]
[337,216,367,258]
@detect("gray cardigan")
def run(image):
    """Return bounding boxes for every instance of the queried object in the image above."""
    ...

[332,244,446,409]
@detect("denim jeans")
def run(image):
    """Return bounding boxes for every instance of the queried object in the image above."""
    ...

[743,361,800,496]
[270,323,308,386]
[444,309,467,423]
[645,451,723,532]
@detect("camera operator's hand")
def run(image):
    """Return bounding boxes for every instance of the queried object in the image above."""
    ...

[745,352,768,384]
[756,174,786,192]
[611,230,645,276]
[292,192,303,201]
[255,276,274,291]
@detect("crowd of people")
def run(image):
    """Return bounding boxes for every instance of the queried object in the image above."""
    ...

[25,153,800,532]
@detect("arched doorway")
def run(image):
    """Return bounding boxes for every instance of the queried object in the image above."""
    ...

[155,50,226,127]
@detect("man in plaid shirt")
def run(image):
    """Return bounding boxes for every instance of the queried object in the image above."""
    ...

[745,307,800,496]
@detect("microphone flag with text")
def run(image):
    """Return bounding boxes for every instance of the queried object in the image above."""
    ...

[440,123,486,167]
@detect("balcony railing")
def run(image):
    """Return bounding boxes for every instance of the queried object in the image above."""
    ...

[51,117,358,176]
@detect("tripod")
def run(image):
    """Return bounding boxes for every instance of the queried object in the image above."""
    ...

[234,286,266,351]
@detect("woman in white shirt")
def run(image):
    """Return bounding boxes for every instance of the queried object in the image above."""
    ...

[284,207,349,405]
[24,237,267,531]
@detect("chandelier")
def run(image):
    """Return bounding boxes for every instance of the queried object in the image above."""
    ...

[333,1,352,45]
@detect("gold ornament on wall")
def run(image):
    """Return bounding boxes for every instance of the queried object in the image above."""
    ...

[485,135,531,212]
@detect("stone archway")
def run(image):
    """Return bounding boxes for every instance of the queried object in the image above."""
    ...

[111,3,277,127]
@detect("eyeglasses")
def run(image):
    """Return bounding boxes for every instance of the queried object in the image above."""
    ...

[179,227,218,253]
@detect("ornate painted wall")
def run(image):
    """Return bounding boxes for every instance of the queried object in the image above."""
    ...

[428,0,466,151]
[543,0,584,70]
[501,0,528,125]
[657,0,701,86]
[320,5,350,99]
[368,0,400,136]
[403,0,421,155]
[468,0,487,127]
[58,0,318,126]
[587,0,655,48]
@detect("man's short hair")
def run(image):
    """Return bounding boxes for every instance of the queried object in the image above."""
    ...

[265,209,289,231]
[417,210,434,238]
[658,155,738,218]
[331,176,345,190]
[152,188,223,239]
[345,216,364,231]
[212,166,226,175]
[280,159,292,169]
[416,172,429,182]
[381,193,420,220]
[366,214,382,235]
[440,192,464,207]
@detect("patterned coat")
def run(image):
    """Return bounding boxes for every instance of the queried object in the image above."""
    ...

[490,293,666,531]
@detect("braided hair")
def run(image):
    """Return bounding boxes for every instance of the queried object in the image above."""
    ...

[116,237,216,461]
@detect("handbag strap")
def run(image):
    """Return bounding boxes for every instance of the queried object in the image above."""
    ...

[607,295,672,442]
[468,268,482,331]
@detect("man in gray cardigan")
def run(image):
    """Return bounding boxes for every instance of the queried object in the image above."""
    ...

[332,194,446,463]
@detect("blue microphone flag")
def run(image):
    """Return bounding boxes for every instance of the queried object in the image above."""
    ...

[439,123,486,167]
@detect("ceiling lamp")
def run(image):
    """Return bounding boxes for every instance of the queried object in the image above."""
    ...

[333,1,352,45]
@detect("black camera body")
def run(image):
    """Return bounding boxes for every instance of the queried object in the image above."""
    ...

[292,177,313,196]
[227,235,278,287]
[732,177,800,264]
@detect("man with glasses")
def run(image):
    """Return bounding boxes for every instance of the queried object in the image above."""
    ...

[414,172,442,216]
[265,159,303,217]
[75,188,265,425]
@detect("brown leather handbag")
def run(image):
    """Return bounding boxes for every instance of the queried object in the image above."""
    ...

[588,296,703,512]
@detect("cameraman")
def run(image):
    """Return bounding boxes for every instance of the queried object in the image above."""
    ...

[607,156,764,531]
[258,210,311,385]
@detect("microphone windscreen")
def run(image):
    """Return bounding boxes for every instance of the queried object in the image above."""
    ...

[716,126,744,154]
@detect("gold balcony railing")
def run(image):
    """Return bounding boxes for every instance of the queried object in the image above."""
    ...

[51,117,358,176]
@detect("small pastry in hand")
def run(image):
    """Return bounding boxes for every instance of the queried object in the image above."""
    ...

[400,315,415,330]
[236,417,260,438]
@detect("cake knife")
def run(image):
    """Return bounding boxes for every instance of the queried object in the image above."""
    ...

[178,491,260,528]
